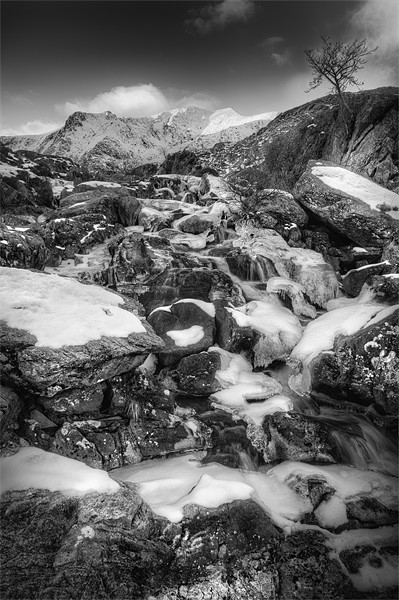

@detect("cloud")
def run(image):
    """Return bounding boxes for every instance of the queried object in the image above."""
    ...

[348,0,398,83]
[187,0,255,34]
[57,84,170,118]
[1,120,60,136]
[56,84,220,119]
[260,36,285,49]
[271,51,291,66]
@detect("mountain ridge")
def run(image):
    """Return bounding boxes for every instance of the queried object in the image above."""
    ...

[1,106,277,173]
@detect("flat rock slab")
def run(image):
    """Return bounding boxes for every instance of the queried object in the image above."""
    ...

[294,160,399,247]
[0,267,163,394]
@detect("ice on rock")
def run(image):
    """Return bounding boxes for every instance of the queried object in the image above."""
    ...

[0,447,120,496]
[227,301,303,367]
[326,282,377,311]
[208,346,289,425]
[112,454,397,542]
[266,276,317,318]
[289,302,387,393]
[233,225,340,308]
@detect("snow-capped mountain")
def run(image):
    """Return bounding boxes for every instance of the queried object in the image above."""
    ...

[1,107,277,173]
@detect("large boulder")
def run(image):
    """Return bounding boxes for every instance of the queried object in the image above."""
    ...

[244,189,308,231]
[309,306,399,414]
[147,299,216,366]
[0,268,163,395]
[58,187,142,226]
[294,160,399,247]
[139,266,245,315]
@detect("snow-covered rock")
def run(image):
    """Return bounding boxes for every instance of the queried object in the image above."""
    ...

[0,267,163,394]
[294,160,399,247]
[288,302,393,395]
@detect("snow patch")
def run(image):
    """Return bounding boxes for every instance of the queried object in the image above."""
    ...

[0,267,146,348]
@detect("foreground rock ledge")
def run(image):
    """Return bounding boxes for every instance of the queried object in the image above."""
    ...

[1,486,374,600]
[0,267,163,394]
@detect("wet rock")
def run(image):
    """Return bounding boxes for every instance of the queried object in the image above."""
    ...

[342,261,391,297]
[175,351,222,395]
[278,530,360,600]
[346,497,399,528]
[248,412,339,464]
[309,308,399,414]
[294,160,399,248]
[215,301,259,358]
[147,299,216,366]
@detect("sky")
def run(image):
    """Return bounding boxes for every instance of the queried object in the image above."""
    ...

[1,0,398,135]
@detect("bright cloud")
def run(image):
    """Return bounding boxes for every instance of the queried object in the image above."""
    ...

[57,84,170,118]
[56,84,220,119]
[1,120,60,136]
[187,0,255,34]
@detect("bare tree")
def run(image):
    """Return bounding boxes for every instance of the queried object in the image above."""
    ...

[305,36,377,116]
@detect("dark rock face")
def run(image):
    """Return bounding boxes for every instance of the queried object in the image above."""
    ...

[0,142,86,217]
[294,160,399,248]
[0,224,49,269]
[246,189,309,231]
[215,301,259,358]
[309,309,399,414]
[248,412,339,464]
[175,351,223,395]
[58,187,142,227]
[141,267,245,315]
[0,487,280,600]
[341,261,391,297]
[278,530,359,600]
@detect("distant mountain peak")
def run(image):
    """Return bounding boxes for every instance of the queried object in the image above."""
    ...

[0,105,278,172]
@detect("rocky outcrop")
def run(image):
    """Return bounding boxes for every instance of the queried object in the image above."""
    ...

[199,87,399,192]
[0,485,281,600]
[309,307,399,414]
[294,160,399,248]
[0,224,49,269]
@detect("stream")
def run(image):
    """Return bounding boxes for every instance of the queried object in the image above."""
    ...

[100,215,399,594]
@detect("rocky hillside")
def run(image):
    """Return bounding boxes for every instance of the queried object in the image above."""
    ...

[0,106,277,174]
[167,87,398,193]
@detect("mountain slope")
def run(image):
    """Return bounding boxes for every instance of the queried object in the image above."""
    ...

[191,87,398,193]
[1,107,277,173]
